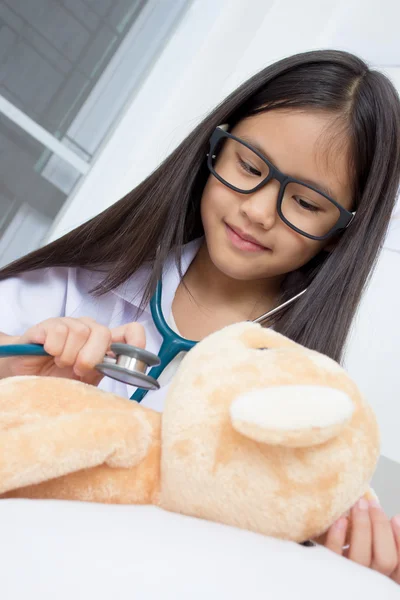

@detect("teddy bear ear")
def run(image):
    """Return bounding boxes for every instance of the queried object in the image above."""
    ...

[230,385,354,448]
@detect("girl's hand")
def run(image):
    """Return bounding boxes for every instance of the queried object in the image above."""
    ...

[0,317,146,386]
[322,498,400,583]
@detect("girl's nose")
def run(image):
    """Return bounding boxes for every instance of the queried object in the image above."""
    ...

[239,181,280,230]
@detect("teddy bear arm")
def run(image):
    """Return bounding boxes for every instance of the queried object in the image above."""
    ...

[0,408,156,496]
[230,384,354,447]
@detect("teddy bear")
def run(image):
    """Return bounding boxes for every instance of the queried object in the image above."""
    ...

[0,322,379,543]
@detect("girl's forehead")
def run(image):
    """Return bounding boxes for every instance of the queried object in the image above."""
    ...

[233,110,353,207]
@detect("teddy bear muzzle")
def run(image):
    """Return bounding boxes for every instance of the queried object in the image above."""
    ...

[230,385,354,448]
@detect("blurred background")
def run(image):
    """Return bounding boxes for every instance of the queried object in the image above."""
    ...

[0,0,399,511]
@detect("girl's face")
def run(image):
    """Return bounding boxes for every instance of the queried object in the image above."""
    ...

[200,110,353,282]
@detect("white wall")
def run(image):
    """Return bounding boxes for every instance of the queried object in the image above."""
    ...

[344,248,400,463]
[47,0,400,237]
[46,0,273,239]
[47,0,400,463]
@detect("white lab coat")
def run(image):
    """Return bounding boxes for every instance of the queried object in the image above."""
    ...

[0,238,203,412]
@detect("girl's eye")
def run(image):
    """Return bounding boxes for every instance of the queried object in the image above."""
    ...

[294,196,320,212]
[238,157,262,176]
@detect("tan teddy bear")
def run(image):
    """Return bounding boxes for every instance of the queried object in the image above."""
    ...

[0,322,379,543]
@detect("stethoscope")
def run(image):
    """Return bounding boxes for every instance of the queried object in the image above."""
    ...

[0,280,307,402]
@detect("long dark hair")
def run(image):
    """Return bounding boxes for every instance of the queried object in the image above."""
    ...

[1,50,400,363]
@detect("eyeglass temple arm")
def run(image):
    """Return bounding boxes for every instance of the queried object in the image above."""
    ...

[253,288,308,326]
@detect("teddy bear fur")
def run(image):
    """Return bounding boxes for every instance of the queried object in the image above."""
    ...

[0,322,379,542]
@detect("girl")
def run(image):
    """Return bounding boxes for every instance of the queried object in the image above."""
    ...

[0,49,400,581]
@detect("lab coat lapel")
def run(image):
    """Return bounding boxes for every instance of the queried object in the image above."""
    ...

[108,238,202,400]
[160,238,203,325]
[110,237,202,346]
[110,238,202,314]
[109,262,152,315]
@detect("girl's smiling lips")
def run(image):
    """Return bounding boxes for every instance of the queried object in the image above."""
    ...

[225,223,271,253]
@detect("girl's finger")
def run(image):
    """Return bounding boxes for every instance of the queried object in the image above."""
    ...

[54,318,92,368]
[73,321,112,377]
[323,518,348,555]
[369,500,398,576]
[390,516,400,584]
[348,498,372,567]
[111,322,146,349]
[39,322,70,358]
[20,322,50,346]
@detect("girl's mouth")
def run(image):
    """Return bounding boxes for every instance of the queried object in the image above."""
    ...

[225,223,270,253]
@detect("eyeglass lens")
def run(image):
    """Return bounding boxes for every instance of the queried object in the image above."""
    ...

[211,137,340,238]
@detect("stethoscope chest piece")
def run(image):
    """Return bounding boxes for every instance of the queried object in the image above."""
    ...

[95,343,161,390]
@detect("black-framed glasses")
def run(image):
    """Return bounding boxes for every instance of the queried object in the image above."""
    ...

[207,125,355,241]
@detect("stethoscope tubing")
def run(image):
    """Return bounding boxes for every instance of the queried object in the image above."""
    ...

[0,281,307,402]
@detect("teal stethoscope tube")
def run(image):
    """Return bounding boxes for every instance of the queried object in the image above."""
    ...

[0,280,307,402]
[0,280,197,403]
[0,344,50,356]
[130,280,196,402]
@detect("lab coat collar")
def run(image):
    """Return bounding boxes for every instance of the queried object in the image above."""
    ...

[110,237,203,313]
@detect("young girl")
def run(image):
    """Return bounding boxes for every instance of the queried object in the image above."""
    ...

[0,49,400,581]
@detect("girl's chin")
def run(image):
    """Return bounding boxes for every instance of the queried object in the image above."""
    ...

[210,254,274,282]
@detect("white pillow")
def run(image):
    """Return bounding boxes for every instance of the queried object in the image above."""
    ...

[1,499,398,599]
